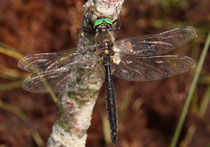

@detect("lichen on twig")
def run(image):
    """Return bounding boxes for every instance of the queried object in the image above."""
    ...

[47,0,124,146]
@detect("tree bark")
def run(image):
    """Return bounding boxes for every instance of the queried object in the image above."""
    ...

[47,0,124,146]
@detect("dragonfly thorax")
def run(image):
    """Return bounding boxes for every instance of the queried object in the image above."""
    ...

[97,39,115,59]
[99,39,114,49]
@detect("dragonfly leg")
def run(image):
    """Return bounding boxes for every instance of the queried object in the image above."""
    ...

[109,27,121,31]
[82,26,95,33]
[112,5,121,31]
[112,4,121,24]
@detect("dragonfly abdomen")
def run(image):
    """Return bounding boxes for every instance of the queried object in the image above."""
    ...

[104,59,118,143]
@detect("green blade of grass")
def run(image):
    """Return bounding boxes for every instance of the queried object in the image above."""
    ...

[0,79,24,91]
[41,78,58,103]
[0,42,49,145]
[0,101,44,146]
[102,114,112,145]
[198,84,210,117]
[32,131,44,147]
[170,30,210,147]
[0,101,28,121]
[0,66,27,80]
[119,87,134,123]
[0,42,23,60]
[0,41,57,102]
[180,83,210,147]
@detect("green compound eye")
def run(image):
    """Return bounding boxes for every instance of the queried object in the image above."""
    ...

[93,19,104,28]
[104,18,113,25]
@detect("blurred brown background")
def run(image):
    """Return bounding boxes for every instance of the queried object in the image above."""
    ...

[0,0,209,147]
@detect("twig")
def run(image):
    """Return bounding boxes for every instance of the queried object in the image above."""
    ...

[47,0,124,146]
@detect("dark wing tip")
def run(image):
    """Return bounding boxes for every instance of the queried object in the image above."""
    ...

[183,26,198,39]
[17,56,28,70]
[179,55,196,70]
[17,54,35,71]
[186,55,196,69]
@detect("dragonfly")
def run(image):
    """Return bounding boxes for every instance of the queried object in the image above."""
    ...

[18,25,197,143]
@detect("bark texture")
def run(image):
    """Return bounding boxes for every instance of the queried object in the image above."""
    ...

[47,0,124,146]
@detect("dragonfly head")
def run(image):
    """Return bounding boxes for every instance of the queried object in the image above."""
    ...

[94,18,113,33]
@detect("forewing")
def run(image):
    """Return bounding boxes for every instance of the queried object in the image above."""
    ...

[113,55,195,81]
[114,26,197,56]
[22,68,71,93]
[18,48,77,73]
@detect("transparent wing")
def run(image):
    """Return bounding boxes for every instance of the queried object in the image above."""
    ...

[18,48,77,73]
[113,55,195,81]
[22,68,71,93]
[113,26,197,56]
[21,57,101,93]
[18,44,98,73]
[18,44,102,93]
